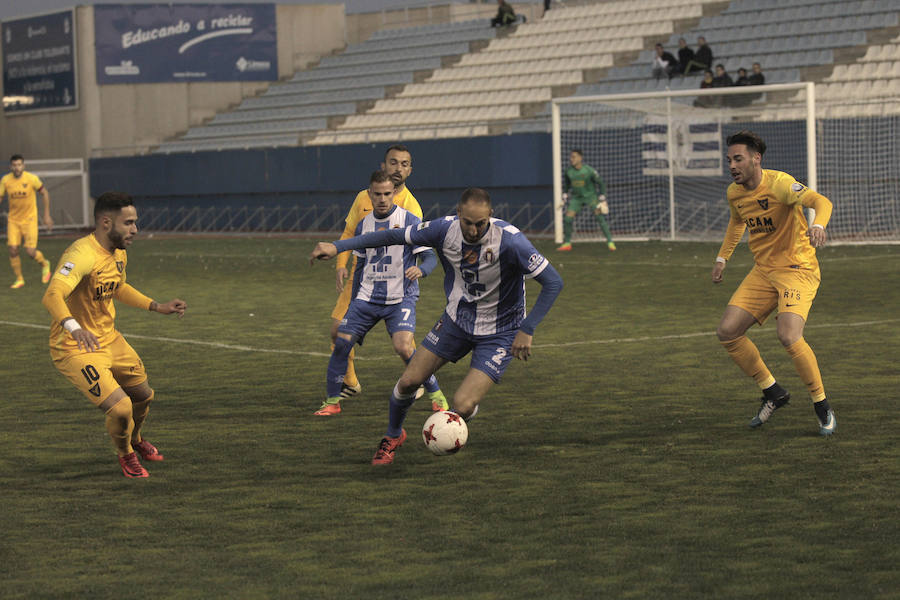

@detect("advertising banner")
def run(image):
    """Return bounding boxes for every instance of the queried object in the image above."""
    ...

[94,4,277,84]
[2,10,77,114]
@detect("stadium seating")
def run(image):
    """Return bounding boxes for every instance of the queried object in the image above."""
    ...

[306,0,730,145]
[155,19,496,153]
[157,0,900,151]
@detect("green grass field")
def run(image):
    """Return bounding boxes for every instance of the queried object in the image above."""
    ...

[1,236,898,599]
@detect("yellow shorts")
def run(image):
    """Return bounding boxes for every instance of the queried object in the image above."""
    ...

[331,282,352,320]
[729,264,821,324]
[52,332,148,410]
[330,258,357,320]
[6,218,38,248]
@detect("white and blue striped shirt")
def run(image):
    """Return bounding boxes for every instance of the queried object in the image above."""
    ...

[404,216,549,335]
[351,205,429,305]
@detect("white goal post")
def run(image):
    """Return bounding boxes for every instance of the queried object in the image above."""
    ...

[551,82,817,243]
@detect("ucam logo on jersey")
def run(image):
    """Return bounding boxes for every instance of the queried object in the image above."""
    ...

[59,261,74,275]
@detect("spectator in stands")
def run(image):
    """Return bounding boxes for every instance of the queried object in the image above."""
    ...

[712,64,733,87]
[651,43,677,80]
[729,68,752,106]
[749,62,765,85]
[491,0,517,27]
[676,38,694,75]
[683,36,713,74]
[693,69,716,107]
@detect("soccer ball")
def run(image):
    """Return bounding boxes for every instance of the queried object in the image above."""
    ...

[422,410,468,456]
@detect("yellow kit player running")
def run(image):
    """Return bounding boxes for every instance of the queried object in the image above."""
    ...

[42,191,187,478]
[1,154,54,288]
[329,144,447,411]
[712,130,835,435]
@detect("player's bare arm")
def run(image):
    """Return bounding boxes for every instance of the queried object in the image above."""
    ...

[310,242,337,264]
[150,299,187,316]
[511,331,533,361]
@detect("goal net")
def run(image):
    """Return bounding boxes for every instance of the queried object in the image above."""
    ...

[552,83,823,243]
[25,158,91,230]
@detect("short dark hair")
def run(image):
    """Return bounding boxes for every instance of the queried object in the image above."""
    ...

[570,148,583,156]
[94,191,134,219]
[727,130,766,156]
[715,63,725,70]
[458,187,491,208]
[384,144,410,161]
[10,154,23,163]
[369,170,392,185]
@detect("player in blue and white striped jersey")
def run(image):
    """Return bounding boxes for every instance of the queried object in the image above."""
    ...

[314,171,447,416]
[311,187,564,464]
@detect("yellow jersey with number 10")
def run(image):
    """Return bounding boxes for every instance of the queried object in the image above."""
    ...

[48,233,128,358]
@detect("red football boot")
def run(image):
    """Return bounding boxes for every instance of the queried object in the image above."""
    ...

[371,429,407,465]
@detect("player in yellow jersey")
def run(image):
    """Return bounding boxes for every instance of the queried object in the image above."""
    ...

[42,191,187,478]
[712,130,835,435]
[327,144,447,411]
[1,154,54,288]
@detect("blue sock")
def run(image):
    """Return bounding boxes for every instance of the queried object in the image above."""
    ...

[387,383,416,438]
[326,337,354,398]
[423,375,440,394]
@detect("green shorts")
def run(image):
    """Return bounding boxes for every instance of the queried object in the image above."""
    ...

[566,195,597,214]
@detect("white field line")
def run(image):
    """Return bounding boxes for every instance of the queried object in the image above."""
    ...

[552,253,899,268]
[3,318,898,357]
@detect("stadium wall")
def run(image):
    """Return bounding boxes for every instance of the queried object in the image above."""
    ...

[0,4,345,160]
[89,133,554,230]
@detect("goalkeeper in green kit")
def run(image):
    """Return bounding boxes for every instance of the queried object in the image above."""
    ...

[558,149,616,252]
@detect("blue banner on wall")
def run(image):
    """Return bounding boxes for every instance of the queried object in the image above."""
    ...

[94,4,277,84]
[2,10,77,114]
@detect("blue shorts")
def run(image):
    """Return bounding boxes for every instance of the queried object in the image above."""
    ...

[339,297,417,344]
[420,313,517,383]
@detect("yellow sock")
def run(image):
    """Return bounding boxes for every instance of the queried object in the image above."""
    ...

[785,338,826,402]
[105,397,135,457]
[130,391,154,443]
[721,335,776,389]
[10,255,22,280]
[33,250,48,266]
[344,347,359,388]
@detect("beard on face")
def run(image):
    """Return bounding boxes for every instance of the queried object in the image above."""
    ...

[108,228,128,249]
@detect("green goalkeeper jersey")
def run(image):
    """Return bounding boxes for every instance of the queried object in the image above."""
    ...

[564,164,606,200]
